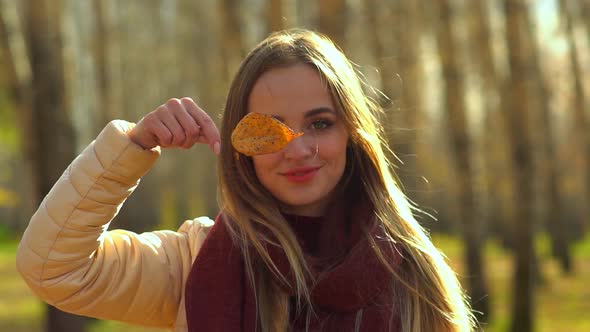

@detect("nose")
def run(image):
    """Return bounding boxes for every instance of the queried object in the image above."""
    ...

[283,135,315,160]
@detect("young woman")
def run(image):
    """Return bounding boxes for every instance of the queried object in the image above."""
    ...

[17,29,474,332]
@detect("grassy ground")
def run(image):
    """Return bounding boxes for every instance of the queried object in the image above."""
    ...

[431,234,590,332]
[1,235,588,332]
[0,241,43,332]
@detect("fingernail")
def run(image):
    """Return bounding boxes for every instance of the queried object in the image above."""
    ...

[214,142,221,155]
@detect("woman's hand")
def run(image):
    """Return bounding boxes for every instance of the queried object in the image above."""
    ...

[128,97,221,154]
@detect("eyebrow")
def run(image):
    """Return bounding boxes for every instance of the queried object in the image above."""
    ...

[273,107,336,122]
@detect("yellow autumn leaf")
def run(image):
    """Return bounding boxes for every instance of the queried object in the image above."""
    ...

[231,113,303,156]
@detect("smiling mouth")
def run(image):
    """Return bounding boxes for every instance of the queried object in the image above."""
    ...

[281,167,321,183]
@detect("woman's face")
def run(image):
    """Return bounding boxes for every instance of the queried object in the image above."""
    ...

[247,64,349,217]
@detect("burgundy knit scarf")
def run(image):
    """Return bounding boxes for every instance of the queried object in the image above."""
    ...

[184,209,403,331]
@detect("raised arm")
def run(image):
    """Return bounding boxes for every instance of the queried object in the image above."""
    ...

[15,111,215,332]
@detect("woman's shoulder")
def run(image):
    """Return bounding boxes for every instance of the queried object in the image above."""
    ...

[176,216,216,257]
[178,216,215,233]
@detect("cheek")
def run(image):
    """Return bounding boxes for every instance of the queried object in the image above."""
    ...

[253,154,274,169]
[322,135,349,168]
[252,154,279,180]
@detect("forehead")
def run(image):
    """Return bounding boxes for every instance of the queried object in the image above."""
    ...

[248,64,335,117]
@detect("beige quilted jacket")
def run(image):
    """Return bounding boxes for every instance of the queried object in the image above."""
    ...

[16,120,214,331]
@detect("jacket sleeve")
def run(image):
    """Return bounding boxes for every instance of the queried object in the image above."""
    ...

[16,120,211,329]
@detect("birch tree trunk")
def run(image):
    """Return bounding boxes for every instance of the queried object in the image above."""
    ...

[528,0,570,274]
[0,0,37,233]
[580,1,590,40]
[364,0,395,106]
[433,0,490,322]
[0,0,33,192]
[364,0,425,202]
[560,0,589,239]
[318,0,346,48]
[267,0,284,32]
[391,0,424,195]
[503,0,536,330]
[93,0,115,127]
[469,0,518,252]
[23,0,88,330]
[219,0,245,82]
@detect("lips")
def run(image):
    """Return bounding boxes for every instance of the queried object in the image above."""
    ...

[281,166,321,183]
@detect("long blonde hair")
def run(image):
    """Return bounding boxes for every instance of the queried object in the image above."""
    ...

[218,29,475,332]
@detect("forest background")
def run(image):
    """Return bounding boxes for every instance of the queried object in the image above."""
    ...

[0,0,589,331]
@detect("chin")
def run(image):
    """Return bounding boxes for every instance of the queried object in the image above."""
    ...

[276,191,332,215]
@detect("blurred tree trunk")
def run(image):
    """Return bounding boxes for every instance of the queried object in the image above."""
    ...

[318,0,346,48]
[0,0,36,233]
[492,1,539,287]
[167,0,201,225]
[503,0,536,331]
[560,0,589,239]
[516,0,550,285]
[23,0,88,331]
[468,0,514,252]
[363,0,397,161]
[93,0,115,128]
[483,112,517,250]
[107,2,161,233]
[0,0,35,213]
[0,0,31,104]
[529,0,570,274]
[266,0,284,32]
[391,0,424,196]
[97,0,124,122]
[365,0,425,204]
[219,0,245,82]
[581,1,590,39]
[195,0,225,217]
[62,1,101,145]
[364,0,395,106]
[433,0,489,322]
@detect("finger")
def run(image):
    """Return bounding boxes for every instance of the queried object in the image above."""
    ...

[168,99,202,149]
[145,112,173,147]
[181,97,221,153]
[129,116,160,149]
[159,100,187,147]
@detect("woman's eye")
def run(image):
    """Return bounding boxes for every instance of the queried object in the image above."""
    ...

[310,119,332,130]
